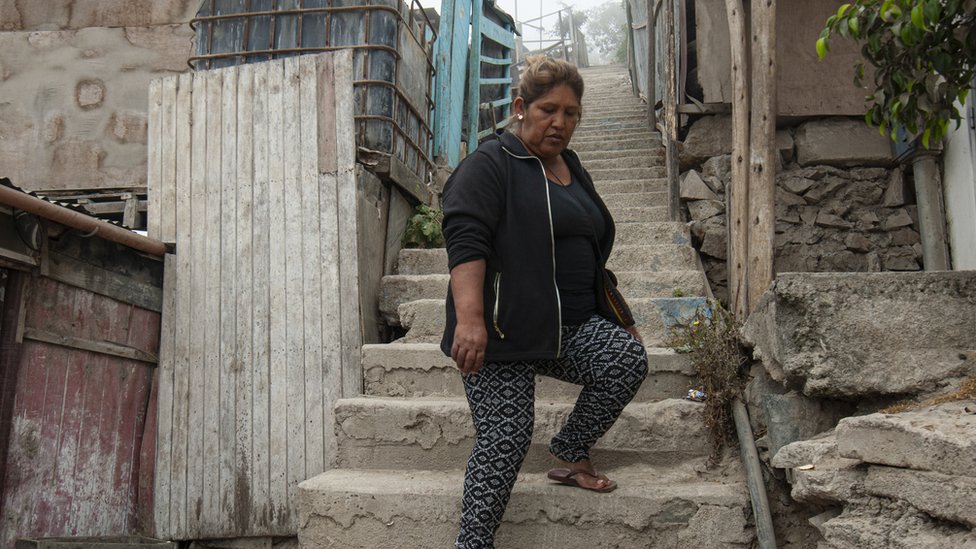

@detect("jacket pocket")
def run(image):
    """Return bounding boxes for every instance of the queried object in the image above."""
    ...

[492,272,506,339]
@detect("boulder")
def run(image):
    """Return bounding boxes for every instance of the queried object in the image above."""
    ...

[835,402,976,477]
[795,118,895,168]
[681,170,720,201]
[679,115,733,170]
[688,199,725,221]
[864,466,976,528]
[742,271,976,399]
[817,499,976,549]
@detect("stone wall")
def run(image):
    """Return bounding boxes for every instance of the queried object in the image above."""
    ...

[678,115,920,304]
[0,0,198,192]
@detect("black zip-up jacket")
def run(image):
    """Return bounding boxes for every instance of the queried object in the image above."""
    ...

[440,131,616,361]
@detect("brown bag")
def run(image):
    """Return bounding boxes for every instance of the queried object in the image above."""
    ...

[598,268,635,327]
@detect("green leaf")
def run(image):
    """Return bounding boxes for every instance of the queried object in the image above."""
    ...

[849,16,860,35]
[910,4,926,30]
[837,3,852,18]
[922,125,931,148]
[816,37,829,59]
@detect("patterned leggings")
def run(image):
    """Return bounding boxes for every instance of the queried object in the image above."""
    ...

[455,314,649,549]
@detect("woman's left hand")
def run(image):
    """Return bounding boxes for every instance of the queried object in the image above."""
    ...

[625,324,643,344]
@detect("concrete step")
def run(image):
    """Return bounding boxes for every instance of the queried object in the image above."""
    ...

[609,205,668,222]
[363,342,698,402]
[577,119,652,133]
[607,244,698,272]
[615,222,692,247]
[583,155,664,171]
[578,147,665,161]
[573,137,662,152]
[333,396,713,471]
[396,248,447,275]
[601,191,667,208]
[587,166,667,182]
[394,292,707,348]
[572,129,657,144]
[595,178,667,195]
[298,468,753,549]
[615,270,707,300]
[379,274,449,325]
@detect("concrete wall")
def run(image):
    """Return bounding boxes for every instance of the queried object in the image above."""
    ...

[694,0,869,116]
[0,0,198,192]
[943,100,976,270]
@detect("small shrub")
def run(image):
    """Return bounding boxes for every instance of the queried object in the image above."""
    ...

[668,301,748,466]
[402,204,444,249]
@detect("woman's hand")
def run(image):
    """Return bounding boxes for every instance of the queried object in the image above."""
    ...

[450,259,488,374]
[452,320,488,374]
[625,324,643,345]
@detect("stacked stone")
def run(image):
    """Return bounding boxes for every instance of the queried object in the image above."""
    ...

[772,403,976,549]
[677,115,923,303]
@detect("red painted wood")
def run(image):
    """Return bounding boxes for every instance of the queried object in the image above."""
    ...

[0,271,27,510]
[137,369,159,535]
[0,277,160,549]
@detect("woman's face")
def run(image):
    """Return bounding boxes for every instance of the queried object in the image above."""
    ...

[514,83,581,160]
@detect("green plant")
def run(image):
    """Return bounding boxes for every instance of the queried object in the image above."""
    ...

[817,0,976,148]
[402,204,444,248]
[667,302,748,466]
[672,288,687,298]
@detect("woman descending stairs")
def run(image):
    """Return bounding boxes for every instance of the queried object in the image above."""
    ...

[297,65,754,549]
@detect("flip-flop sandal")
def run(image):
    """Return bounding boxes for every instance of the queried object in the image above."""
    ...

[547,468,618,493]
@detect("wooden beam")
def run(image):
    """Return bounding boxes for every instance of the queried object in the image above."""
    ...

[748,0,777,314]
[646,0,657,129]
[0,271,28,507]
[46,251,163,312]
[22,327,159,364]
[664,0,681,221]
[677,102,731,114]
[725,0,750,319]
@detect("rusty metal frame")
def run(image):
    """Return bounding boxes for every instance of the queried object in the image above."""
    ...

[189,0,437,181]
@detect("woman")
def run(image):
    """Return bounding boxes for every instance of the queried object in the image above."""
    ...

[440,56,648,549]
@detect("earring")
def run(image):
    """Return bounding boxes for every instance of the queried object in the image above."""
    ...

[517,113,524,120]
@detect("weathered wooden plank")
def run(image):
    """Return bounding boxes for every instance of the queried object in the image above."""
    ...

[219,64,240,530]
[174,79,194,537]
[160,77,178,245]
[147,79,163,239]
[202,67,223,534]
[282,56,306,506]
[725,0,750,319]
[46,251,162,313]
[299,55,325,476]
[266,58,289,529]
[748,0,777,314]
[316,55,338,175]
[186,69,208,535]
[249,59,272,529]
[46,344,81,536]
[234,62,256,533]
[22,328,158,364]
[138,367,159,533]
[154,254,177,536]
[480,17,516,48]
[333,50,363,400]
[465,0,485,155]
[168,72,194,540]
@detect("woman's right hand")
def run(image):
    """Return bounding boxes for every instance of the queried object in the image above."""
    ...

[452,320,487,374]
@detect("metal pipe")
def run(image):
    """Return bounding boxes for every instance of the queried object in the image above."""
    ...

[0,184,167,257]
[732,398,778,549]
[911,151,951,270]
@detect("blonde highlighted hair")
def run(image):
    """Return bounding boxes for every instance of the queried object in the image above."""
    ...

[513,56,584,119]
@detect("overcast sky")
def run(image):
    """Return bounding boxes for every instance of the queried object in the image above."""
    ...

[492,0,617,47]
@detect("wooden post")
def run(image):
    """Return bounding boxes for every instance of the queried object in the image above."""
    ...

[748,0,777,314]
[646,0,658,130]
[725,0,750,319]
[664,0,681,221]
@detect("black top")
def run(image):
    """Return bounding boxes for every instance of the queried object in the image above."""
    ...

[440,131,616,361]
[549,174,605,324]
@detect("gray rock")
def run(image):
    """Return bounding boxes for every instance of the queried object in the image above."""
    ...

[701,154,731,182]
[818,498,976,549]
[772,431,839,469]
[700,224,728,260]
[676,505,753,548]
[776,187,808,206]
[889,228,920,246]
[836,402,976,477]
[882,247,920,271]
[795,118,896,168]
[844,234,873,253]
[681,170,720,200]
[815,212,854,229]
[688,199,725,220]
[781,175,817,195]
[702,175,725,194]
[777,129,795,163]
[883,168,907,206]
[679,115,733,170]
[790,457,866,504]
[741,271,976,399]
[883,209,914,230]
[763,392,849,458]
[864,465,976,528]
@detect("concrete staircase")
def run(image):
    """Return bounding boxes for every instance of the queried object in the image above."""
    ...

[298,65,754,548]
